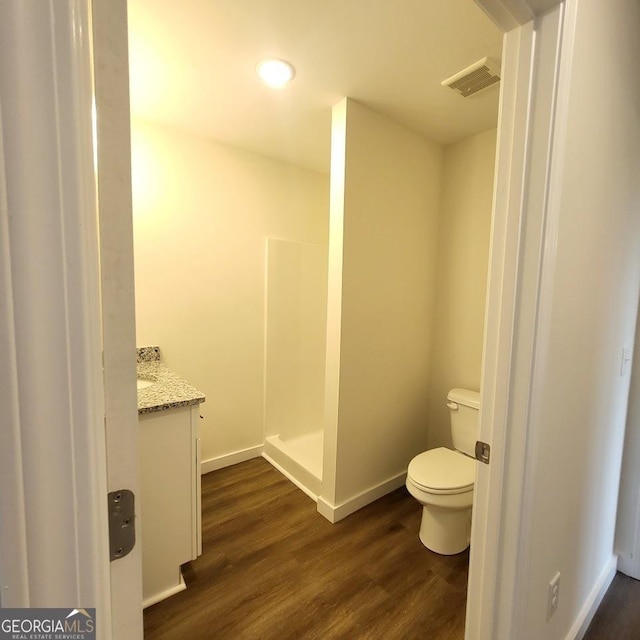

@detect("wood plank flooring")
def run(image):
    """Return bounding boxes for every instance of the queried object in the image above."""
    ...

[143,458,468,639]
[584,572,640,640]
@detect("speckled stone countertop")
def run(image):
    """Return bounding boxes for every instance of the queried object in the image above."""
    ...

[137,346,205,415]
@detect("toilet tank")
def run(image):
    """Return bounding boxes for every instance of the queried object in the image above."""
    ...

[447,388,481,458]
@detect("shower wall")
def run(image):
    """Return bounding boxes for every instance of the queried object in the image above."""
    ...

[263,238,328,496]
[265,238,328,439]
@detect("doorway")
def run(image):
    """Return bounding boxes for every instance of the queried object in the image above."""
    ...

[126,0,500,636]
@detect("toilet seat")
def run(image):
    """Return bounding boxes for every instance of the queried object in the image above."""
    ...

[408,447,475,495]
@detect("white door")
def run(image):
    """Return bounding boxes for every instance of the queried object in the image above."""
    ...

[0,1,143,638]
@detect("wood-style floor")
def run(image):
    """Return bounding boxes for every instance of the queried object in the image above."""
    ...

[143,458,468,639]
[584,572,640,640]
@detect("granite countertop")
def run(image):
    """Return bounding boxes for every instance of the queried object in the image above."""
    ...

[137,346,206,415]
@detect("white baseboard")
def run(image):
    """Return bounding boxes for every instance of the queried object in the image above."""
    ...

[317,472,407,524]
[143,571,186,609]
[262,452,319,502]
[262,435,322,497]
[200,444,263,475]
[566,555,617,640]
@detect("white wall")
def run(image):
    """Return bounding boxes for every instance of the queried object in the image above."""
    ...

[322,98,443,509]
[427,128,496,448]
[131,118,328,464]
[521,0,640,637]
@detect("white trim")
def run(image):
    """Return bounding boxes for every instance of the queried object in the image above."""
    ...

[466,4,570,638]
[508,4,576,637]
[317,473,407,524]
[262,453,319,503]
[321,98,348,507]
[566,557,617,640]
[201,445,264,474]
[465,18,537,639]
[142,572,186,610]
[262,436,322,497]
[91,0,144,636]
[316,497,337,523]
[0,0,111,621]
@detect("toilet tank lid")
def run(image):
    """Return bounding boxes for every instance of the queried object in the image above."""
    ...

[447,388,480,409]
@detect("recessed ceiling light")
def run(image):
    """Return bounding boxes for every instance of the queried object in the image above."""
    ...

[256,59,295,89]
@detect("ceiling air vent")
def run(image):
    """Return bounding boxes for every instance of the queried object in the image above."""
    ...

[441,57,501,98]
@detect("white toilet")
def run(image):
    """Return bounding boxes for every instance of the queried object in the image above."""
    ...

[406,388,480,555]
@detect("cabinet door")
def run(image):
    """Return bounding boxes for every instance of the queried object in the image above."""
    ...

[139,407,193,603]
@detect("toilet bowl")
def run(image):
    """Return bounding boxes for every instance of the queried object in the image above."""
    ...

[406,388,480,555]
[406,447,475,555]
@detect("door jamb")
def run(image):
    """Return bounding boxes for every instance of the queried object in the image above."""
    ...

[466,1,565,638]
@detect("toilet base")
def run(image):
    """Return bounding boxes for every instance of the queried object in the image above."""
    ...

[419,504,472,555]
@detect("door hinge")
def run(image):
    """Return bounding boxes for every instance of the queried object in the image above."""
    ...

[108,489,136,561]
[475,441,491,465]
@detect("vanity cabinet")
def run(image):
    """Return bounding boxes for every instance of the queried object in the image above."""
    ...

[138,404,202,607]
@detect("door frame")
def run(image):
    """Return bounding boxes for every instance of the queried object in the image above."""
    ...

[466,1,565,638]
[92,0,145,637]
[0,0,565,638]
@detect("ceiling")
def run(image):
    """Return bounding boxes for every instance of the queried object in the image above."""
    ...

[127,0,503,174]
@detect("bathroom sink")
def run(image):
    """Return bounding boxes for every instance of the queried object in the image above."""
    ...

[137,377,155,390]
